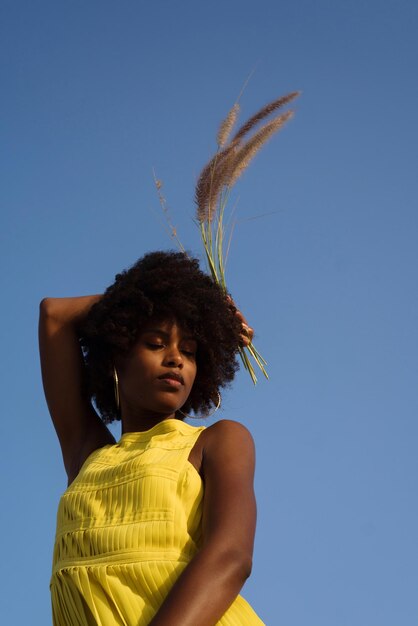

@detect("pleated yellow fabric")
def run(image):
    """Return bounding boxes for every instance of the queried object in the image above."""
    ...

[51,418,265,625]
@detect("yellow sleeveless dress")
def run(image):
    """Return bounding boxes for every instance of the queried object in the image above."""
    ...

[51,418,265,625]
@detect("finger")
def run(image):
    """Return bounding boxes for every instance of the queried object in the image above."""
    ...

[241,323,254,341]
[239,333,251,347]
[239,324,254,347]
[235,308,246,322]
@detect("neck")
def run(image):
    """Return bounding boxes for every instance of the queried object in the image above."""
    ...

[120,402,178,434]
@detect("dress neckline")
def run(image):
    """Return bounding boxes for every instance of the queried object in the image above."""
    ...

[118,418,203,443]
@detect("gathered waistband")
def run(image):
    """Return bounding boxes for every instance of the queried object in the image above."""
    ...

[52,549,192,576]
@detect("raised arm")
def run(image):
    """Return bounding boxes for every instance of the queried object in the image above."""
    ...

[39,296,115,482]
[148,419,257,626]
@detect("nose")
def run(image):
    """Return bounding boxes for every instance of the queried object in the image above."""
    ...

[163,348,183,368]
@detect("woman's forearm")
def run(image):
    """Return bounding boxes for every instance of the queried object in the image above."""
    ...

[39,295,102,330]
[148,542,252,626]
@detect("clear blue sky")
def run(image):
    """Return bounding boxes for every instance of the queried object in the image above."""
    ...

[2,1,418,624]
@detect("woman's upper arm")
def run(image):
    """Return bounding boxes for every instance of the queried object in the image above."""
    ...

[146,422,257,626]
[38,297,114,477]
[201,419,257,570]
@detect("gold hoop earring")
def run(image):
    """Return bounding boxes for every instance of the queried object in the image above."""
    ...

[113,366,120,412]
[178,391,221,420]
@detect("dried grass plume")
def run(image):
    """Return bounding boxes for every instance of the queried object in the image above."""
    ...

[195,90,300,222]
[194,89,300,383]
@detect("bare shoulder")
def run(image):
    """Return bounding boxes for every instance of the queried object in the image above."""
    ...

[201,419,255,461]
[205,419,254,440]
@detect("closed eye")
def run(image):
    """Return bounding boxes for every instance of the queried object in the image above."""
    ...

[182,349,196,357]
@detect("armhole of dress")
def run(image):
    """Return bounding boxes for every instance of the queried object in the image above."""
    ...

[186,426,206,476]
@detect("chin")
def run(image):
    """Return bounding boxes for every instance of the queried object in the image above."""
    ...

[151,400,183,415]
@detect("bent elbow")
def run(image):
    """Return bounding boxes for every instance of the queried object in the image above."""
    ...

[221,548,253,584]
[39,297,54,320]
[39,298,64,329]
[237,554,253,581]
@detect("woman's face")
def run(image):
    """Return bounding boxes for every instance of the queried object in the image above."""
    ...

[117,319,197,419]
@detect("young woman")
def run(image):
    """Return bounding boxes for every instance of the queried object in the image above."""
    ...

[39,250,265,626]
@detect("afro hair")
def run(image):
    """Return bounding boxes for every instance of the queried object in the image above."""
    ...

[79,250,242,423]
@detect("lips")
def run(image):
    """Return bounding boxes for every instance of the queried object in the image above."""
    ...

[158,372,185,385]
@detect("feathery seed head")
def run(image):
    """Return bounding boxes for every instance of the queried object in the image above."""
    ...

[217,103,240,148]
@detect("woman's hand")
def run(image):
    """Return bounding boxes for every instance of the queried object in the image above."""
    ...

[235,307,254,347]
[227,295,254,347]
